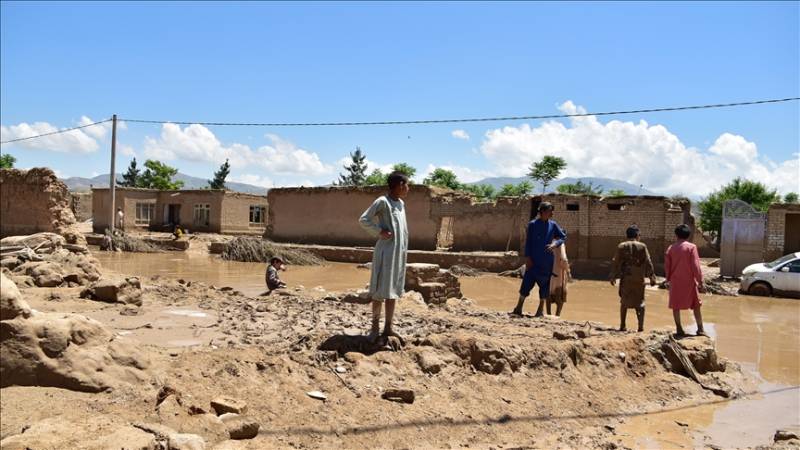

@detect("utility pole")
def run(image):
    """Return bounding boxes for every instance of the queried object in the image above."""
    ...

[109,114,117,233]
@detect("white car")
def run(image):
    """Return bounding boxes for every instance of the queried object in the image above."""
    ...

[740,252,800,298]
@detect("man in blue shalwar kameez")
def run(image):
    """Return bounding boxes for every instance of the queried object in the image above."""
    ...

[359,171,410,342]
[512,202,567,317]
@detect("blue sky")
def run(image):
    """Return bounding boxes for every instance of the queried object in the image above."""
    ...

[1,1,798,194]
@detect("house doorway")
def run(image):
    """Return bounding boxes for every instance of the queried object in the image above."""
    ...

[166,204,181,227]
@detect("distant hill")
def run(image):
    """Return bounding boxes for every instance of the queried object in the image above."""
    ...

[61,173,268,195]
[470,176,660,196]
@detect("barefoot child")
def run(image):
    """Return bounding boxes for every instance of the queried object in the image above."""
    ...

[358,171,410,341]
[610,225,656,332]
[665,224,707,337]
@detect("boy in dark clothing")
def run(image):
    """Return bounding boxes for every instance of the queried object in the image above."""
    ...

[512,202,567,317]
[266,256,287,291]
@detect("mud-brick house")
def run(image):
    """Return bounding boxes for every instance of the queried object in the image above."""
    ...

[92,188,268,235]
[764,203,800,261]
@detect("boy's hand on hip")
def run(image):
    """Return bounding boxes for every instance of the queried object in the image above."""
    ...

[379,230,393,240]
[546,243,557,253]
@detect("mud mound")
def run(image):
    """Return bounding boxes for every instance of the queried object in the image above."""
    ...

[0,272,31,320]
[108,231,162,253]
[222,236,324,265]
[0,168,77,239]
[80,276,143,306]
[0,277,150,392]
[1,233,100,288]
[448,264,482,277]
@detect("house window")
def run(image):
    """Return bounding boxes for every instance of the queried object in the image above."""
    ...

[193,204,211,227]
[607,204,625,211]
[135,203,155,225]
[567,204,580,211]
[249,205,266,225]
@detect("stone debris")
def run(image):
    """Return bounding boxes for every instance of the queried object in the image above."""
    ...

[224,417,260,440]
[307,390,327,401]
[381,388,415,404]
[80,276,143,306]
[405,263,462,305]
[0,272,31,320]
[210,397,248,415]
[1,233,100,288]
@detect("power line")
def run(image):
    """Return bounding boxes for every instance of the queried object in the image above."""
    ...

[0,118,112,145]
[120,97,799,127]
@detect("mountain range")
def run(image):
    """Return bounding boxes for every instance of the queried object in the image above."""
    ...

[61,173,268,195]
[469,176,660,196]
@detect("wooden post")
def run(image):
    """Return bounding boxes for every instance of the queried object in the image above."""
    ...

[109,114,117,232]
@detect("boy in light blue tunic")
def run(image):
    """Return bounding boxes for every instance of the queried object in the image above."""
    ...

[358,171,410,342]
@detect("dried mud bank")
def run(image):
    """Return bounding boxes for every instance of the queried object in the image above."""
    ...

[0,255,783,449]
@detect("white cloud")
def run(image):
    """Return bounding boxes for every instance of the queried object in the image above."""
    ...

[1,120,100,153]
[119,144,137,157]
[422,164,495,184]
[479,101,800,195]
[142,123,333,177]
[451,129,470,140]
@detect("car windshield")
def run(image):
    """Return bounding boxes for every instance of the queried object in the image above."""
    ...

[764,254,797,268]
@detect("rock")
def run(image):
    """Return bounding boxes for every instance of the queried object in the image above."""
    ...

[1,273,31,320]
[0,310,150,392]
[81,277,143,306]
[775,428,800,442]
[157,393,185,419]
[169,433,206,450]
[307,390,327,400]
[381,388,415,404]
[225,418,260,440]
[211,396,248,415]
[0,257,19,270]
[120,305,142,316]
[29,262,63,287]
[335,365,347,374]
[219,413,240,423]
[255,303,268,312]
[415,349,445,374]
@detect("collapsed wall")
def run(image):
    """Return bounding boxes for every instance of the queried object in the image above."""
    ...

[0,168,77,238]
[70,192,93,222]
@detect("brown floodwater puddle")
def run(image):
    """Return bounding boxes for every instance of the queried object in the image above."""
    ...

[92,251,799,448]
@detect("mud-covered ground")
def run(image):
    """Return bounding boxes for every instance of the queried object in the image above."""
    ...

[3,258,780,450]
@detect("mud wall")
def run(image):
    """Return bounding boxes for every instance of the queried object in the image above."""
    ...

[221,192,269,235]
[266,186,440,250]
[441,197,526,252]
[0,168,77,237]
[70,192,93,222]
[764,203,800,261]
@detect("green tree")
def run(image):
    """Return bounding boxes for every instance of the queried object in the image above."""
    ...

[337,147,368,186]
[607,189,626,197]
[118,158,140,187]
[139,160,184,190]
[784,192,799,203]
[423,168,462,190]
[208,159,231,190]
[556,180,604,195]
[462,183,495,200]
[0,153,16,169]
[528,155,567,194]
[497,181,533,197]
[698,178,779,245]
[390,163,417,181]
[364,168,387,186]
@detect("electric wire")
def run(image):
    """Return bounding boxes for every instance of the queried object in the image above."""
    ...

[0,118,112,145]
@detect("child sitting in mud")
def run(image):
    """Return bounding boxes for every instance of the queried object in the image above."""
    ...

[358,171,410,343]
[266,256,287,292]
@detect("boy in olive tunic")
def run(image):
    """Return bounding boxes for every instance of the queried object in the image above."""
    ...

[610,225,656,332]
[358,172,410,341]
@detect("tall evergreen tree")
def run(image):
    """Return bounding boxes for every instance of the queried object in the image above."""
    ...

[119,158,141,187]
[337,147,368,186]
[208,159,231,190]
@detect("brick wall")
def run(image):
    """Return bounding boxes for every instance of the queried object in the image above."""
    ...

[764,204,800,261]
[0,168,76,237]
[220,192,269,235]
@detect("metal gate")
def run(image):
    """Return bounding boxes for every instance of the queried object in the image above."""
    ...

[720,199,766,277]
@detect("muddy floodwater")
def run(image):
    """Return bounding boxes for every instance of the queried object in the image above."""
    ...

[93,250,799,448]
